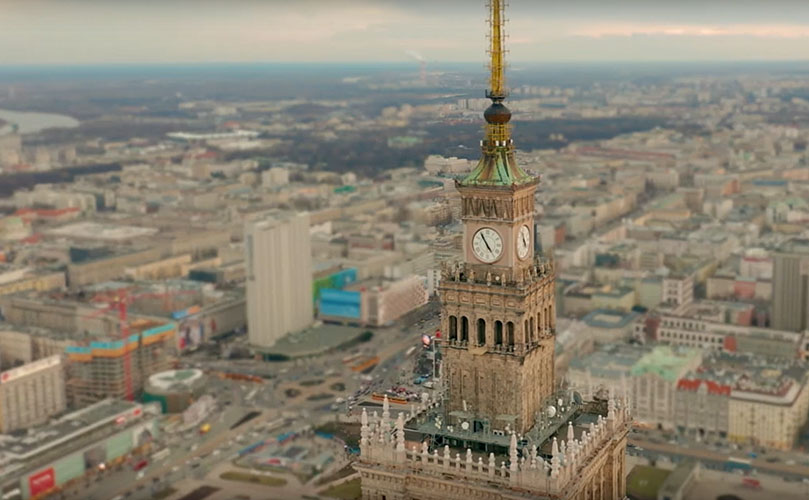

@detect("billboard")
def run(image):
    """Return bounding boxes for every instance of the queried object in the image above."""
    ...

[319,289,361,319]
[313,268,358,302]
[28,468,55,497]
[130,421,154,448]
[178,317,205,351]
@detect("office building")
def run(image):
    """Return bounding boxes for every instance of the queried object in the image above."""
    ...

[0,355,66,433]
[0,400,157,500]
[245,211,313,350]
[772,238,809,332]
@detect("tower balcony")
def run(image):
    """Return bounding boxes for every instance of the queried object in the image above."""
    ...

[439,257,555,290]
[442,329,554,356]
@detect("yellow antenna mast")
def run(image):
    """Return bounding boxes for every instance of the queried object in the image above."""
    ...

[484,0,510,145]
[488,0,506,99]
[461,0,532,186]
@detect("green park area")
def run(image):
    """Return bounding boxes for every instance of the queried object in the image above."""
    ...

[319,478,362,499]
[314,421,361,448]
[152,487,177,500]
[220,471,288,487]
[626,465,670,500]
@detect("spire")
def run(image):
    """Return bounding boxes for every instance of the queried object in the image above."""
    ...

[509,432,519,472]
[396,413,405,452]
[488,0,506,100]
[460,0,533,187]
[360,408,369,448]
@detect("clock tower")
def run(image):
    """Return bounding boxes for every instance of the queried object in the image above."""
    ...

[438,0,556,435]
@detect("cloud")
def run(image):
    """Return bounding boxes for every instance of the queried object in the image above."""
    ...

[572,23,809,39]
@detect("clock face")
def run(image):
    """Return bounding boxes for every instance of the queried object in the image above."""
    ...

[472,227,503,263]
[517,225,531,260]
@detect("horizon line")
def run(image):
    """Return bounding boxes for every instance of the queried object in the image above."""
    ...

[2,59,809,69]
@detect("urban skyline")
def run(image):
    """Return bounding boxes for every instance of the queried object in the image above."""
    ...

[2,0,809,499]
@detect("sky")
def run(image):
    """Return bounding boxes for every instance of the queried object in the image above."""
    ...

[2,0,809,65]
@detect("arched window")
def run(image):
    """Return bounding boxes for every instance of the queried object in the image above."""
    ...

[507,321,515,346]
[449,315,458,340]
[477,318,486,346]
[529,316,535,342]
[494,321,503,345]
[548,304,554,330]
[461,316,469,342]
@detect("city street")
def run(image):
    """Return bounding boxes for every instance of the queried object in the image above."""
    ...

[629,437,809,481]
[68,305,440,500]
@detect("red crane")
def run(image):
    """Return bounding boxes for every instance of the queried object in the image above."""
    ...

[83,287,201,401]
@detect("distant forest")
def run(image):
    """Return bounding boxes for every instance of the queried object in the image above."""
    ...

[268,116,670,177]
[0,163,121,199]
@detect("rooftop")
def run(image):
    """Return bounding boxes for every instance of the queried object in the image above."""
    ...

[582,309,639,329]
[257,324,369,358]
[460,147,534,186]
[681,351,809,403]
[146,369,204,391]
[0,399,146,468]
[568,343,649,380]
[778,237,809,255]
[45,221,158,241]
[630,345,702,382]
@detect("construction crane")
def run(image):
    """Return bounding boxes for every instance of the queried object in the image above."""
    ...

[83,286,201,401]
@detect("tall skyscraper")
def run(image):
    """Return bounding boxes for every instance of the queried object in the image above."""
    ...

[772,238,809,332]
[245,211,313,350]
[356,2,630,498]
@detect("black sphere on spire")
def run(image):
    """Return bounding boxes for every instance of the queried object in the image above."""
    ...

[484,101,511,125]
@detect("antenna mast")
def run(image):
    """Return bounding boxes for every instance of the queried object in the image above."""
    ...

[484,0,510,145]
[488,0,506,99]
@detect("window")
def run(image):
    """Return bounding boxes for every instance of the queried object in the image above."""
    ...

[495,321,503,345]
[449,316,458,340]
[507,322,515,346]
[477,318,486,345]
[461,316,469,342]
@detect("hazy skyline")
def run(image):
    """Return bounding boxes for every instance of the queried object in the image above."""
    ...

[3,0,809,65]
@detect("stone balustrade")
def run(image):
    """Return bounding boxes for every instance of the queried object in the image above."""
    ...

[359,394,632,497]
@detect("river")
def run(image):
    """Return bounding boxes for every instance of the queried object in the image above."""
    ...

[0,108,79,134]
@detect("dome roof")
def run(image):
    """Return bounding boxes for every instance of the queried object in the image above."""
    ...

[484,102,511,124]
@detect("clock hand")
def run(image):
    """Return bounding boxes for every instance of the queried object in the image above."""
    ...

[522,234,528,248]
[481,234,492,252]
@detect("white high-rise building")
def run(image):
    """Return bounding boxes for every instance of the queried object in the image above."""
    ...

[0,355,66,433]
[245,211,313,350]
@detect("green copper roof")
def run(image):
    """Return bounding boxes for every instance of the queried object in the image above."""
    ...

[461,146,533,186]
[630,345,701,382]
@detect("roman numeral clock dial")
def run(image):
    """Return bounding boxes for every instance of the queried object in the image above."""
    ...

[472,227,503,263]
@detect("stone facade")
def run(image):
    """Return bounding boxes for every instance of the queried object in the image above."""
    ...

[440,258,556,434]
[356,396,631,500]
